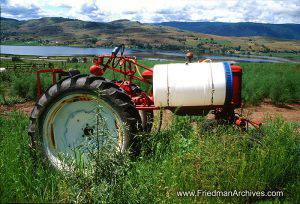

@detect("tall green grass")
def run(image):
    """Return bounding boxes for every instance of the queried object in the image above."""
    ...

[0,70,54,103]
[241,63,300,105]
[11,73,53,100]
[0,112,61,202]
[0,112,299,203]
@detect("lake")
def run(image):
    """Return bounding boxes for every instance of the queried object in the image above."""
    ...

[0,45,135,56]
[0,45,296,63]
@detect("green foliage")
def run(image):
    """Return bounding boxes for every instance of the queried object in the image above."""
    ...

[242,63,300,105]
[71,57,79,63]
[0,84,6,104]
[11,73,53,100]
[0,112,299,203]
[0,95,25,105]
[0,112,61,203]
[0,71,12,82]
[11,56,21,62]
[11,74,35,99]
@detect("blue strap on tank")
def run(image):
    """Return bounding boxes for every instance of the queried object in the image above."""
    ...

[224,62,233,105]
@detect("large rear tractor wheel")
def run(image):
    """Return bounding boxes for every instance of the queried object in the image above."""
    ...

[28,75,141,170]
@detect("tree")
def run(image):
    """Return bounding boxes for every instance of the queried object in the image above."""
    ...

[12,56,21,62]
[83,57,88,63]
[71,57,79,63]
[0,84,7,105]
[89,38,97,44]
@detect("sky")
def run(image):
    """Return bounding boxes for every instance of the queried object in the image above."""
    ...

[1,0,300,24]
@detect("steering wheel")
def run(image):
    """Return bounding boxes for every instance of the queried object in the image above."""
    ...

[111,44,125,67]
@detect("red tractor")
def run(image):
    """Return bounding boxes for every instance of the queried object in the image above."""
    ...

[28,44,260,170]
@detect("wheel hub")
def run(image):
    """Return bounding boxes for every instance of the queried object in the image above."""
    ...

[42,93,123,169]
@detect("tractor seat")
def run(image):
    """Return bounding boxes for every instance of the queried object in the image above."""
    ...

[142,68,153,79]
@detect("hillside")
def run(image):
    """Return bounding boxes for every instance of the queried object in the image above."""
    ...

[1,17,300,57]
[0,17,197,49]
[154,22,300,40]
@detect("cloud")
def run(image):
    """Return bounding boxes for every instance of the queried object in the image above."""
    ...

[1,0,299,24]
[60,4,72,10]
[156,9,175,15]
[123,11,138,15]
[1,3,42,19]
[80,2,98,14]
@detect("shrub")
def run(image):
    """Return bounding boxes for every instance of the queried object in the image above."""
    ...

[11,56,21,62]
[71,57,79,63]
[241,63,300,105]
[0,96,25,105]
[0,84,7,104]
[11,74,35,99]
[12,73,53,100]
[0,71,12,82]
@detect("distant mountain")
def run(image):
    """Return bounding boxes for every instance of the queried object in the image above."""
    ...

[1,17,300,54]
[0,17,22,30]
[154,22,300,40]
[0,17,215,50]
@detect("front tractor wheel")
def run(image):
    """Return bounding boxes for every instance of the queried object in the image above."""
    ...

[28,75,141,170]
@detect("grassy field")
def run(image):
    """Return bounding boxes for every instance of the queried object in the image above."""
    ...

[0,41,42,46]
[255,52,300,60]
[241,63,300,105]
[0,111,299,203]
[0,58,300,202]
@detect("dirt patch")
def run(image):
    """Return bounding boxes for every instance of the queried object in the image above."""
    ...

[237,102,300,123]
[156,102,300,126]
[0,101,35,116]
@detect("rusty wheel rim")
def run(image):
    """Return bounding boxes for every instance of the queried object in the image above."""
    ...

[42,93,123,170]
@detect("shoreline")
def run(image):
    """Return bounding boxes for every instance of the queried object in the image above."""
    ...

[1,45,299,63]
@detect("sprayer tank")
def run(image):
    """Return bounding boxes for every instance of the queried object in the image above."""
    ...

[153,62,241,108]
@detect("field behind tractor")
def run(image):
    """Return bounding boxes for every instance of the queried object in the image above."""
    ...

[0,57,300,203]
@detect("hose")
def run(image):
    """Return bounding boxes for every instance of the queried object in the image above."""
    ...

[129,59,143,78]
[135,64,143,78]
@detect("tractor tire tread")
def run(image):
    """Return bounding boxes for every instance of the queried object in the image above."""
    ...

[28,75,141,153]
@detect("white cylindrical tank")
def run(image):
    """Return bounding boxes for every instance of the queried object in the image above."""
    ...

[153,62,231,107]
